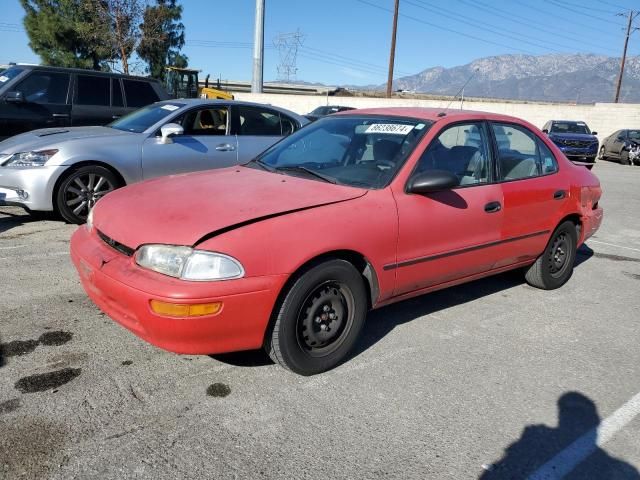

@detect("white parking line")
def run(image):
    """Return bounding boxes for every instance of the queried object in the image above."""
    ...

[527,390,640,480]
[0,244,26,250]
[589,239,640,254]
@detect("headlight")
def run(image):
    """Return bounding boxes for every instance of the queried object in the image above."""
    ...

[135,245,244,281]
[2,149,59,167]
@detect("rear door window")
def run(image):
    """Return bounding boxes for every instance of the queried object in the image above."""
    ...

[492,123,559,180]
[123,80,160,108]
[15,71,70,104]
[76,75,110,106]
[237,106,282,136]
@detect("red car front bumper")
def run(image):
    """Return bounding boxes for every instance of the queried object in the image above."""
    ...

[70,227,287,355]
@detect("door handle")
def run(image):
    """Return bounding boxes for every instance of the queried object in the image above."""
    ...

[484,201,502,213]
[52,113,69,118]
[215,143,235,152]
[553,190,566,200]
[112,115,121,120]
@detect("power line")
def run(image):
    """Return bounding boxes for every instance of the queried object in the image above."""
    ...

[558,0,621,14]
[514,0,623,32]
[544,0,625,26]
[409,0,570,53]
[355,0,538,55]
[458,0,618,54]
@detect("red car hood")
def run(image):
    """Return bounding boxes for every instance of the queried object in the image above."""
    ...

[93,166,367,249]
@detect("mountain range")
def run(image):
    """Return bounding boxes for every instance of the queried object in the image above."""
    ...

[377,54,640,103]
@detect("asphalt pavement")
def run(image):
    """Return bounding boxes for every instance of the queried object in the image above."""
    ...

[1,159,639,479]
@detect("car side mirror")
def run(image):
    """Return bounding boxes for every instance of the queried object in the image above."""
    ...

[5,91,25,103]
[542,129,549,134]
[407,170,459,194]
[160,123,184,144]
[592,131,598,136]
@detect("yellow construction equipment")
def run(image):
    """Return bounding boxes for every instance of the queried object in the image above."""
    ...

[164,67,234,100]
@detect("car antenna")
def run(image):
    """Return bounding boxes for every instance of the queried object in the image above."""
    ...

[439,67,479,116]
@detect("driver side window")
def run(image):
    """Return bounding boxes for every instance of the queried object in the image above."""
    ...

[15,72,70,104]
[413,122,491,186]
[180,107,229,136]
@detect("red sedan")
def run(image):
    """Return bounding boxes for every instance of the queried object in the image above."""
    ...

[70,108,603,375]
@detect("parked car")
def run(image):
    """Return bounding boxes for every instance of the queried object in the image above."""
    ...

[0,99,308,223]
[305,105,355,121]
[542,120,599,165]
[70,107,603,375]
[0,65,169,141]
[599,129,640,165]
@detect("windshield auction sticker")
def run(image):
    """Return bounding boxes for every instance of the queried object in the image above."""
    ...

[364,124,414,135]
[0,76,9,83]
[161,104,180,111]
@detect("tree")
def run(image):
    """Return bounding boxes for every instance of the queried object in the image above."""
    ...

[21,0,109,70]
[84,0,145,75]
[137,0,187,80]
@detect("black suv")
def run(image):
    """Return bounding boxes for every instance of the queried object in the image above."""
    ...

[0,65,168,140]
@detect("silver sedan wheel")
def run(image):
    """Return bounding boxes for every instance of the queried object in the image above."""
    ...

[64,173,115,219]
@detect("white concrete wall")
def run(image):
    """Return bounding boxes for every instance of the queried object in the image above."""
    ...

[234,92,640,142]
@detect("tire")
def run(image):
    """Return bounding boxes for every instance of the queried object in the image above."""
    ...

[524,221,578,290]
[55,165,120,224]
[598,146,607,160]
[265,259,368,375]
[621,150,631,166]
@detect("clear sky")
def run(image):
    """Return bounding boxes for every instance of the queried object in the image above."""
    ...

[1,0,638,85]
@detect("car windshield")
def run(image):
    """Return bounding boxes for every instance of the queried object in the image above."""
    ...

[109,102,185,133]
[250,115,432,189]
[550,122,591,135]
[0,66,25,86]
[628,130,640,141]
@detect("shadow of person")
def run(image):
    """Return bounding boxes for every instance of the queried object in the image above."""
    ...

[0,334,4,368]
[480,392,640,479]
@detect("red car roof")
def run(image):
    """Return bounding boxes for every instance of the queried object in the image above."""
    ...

[338,107,528,125]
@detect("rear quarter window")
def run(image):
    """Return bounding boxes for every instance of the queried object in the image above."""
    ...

[123,80,160,108]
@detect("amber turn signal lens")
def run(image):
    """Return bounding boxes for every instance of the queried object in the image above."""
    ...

[150,300,222,317]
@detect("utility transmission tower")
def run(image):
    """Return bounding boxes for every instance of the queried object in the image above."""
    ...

[614,10,639,103]
[273,30,305,83]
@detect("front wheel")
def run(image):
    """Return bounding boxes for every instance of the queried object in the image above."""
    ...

[621,150,631,166]
[598,146,607,160]
[265,259,368,375]
[55,165,120,224]
[524,221,577,290]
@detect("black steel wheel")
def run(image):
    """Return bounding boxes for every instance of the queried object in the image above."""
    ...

[524,221,577,290]
[56,165,120,224]
[265,259,368,375]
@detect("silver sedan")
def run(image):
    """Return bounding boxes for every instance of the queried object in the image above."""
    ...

[0,99,308,223]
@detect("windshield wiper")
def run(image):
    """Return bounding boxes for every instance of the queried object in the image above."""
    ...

[274,165,337,184]
[246,158,275,172]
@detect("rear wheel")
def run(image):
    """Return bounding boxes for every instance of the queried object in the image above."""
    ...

[265,259,368,375]
[524,221,577,290]
[55,165,120,224]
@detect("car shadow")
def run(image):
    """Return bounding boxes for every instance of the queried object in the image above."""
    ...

[209,349,273,367]
[354,245,594,359]
[0,208,61,235]
[479,391,640,479]
[0,333,5,368]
